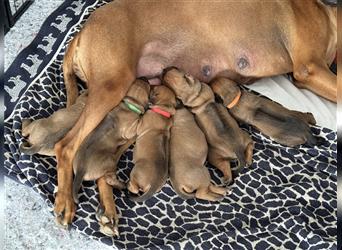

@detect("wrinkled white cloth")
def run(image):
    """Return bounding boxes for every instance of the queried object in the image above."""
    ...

[247,75,336,131]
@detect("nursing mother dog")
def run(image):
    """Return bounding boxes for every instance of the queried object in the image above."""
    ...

[54,0,337,227]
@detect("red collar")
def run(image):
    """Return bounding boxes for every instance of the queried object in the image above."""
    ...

[150,107,171,118]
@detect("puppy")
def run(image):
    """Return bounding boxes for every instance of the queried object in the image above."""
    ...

[163,67,253,183]
[128,85,176,202]
[72,79,151,202]
[170,107,228,201]
[20,91,88,156]
[210,77,318,147]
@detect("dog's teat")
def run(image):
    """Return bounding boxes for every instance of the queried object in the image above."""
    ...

[237,57,249,70]
[202,65,212,77]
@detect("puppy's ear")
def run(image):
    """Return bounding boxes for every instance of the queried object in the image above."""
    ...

[214,93,223,104]
[149,87,156,103]
[175,98,184,109]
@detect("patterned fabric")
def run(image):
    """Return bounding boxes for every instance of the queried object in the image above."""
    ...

[4,0,337,249]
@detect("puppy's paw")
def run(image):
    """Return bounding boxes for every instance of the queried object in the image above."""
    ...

[96,206,119,237]
[196,185,230,202]
[105,173,126,190]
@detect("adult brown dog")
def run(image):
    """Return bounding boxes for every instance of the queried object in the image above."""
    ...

[170,107,227,201]
[163,68,253,183]
[210,77,318,147]
[128,85,176,202]
[55,0,336,226]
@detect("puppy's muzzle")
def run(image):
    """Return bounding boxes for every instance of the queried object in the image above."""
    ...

[162,66,179,79]
[137,76,150,83]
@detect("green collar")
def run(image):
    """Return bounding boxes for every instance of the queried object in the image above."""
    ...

[124,99,143,114]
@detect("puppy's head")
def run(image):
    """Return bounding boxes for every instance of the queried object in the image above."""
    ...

[162,67,214,108]
[162,67,202,104]
[149,85,177,115]
[210,77,241,107]
[124,78,151,112]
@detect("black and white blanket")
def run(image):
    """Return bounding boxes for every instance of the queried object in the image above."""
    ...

[4,1,337,249]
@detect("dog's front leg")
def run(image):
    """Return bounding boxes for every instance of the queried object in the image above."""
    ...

[96,176,119,236]
[54,72,134,227]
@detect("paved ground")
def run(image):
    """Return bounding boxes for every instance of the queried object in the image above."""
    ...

[5,1,113,249]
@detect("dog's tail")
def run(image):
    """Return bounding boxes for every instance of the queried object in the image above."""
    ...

[129,174,168,202]
[63,33,80,107]
[20,141,42,155]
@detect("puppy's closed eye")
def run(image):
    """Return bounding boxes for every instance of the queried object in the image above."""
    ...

[214,93,223,104]
[175,99,184,109]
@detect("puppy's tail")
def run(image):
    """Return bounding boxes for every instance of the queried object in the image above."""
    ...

[72,140,88,204]
[129,175,167,203]
[72,166,86,204]
[63,33,80,107]
[20,141,42,155]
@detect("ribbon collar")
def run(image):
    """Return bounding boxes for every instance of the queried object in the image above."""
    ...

[124,99,144,115]
[226,88,241,109]
[150,106,171,118]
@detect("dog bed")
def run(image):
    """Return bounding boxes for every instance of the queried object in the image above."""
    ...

[4,0,337,249]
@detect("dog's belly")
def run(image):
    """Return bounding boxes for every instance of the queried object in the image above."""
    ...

[136,38,292,85]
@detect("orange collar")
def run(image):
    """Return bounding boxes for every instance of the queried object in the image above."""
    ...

[150,107,171,118]
[226,89,242,109]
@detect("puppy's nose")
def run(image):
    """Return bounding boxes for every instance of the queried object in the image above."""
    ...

[137,76,149,83]
[162,66,179,79]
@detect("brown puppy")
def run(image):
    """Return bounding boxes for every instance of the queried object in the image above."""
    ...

[71,79,150,235]
[128,85,176,202]
[170,107,228,201]
[55,0,336,226]
[163,68,253,183]
[211,77,318,147]
[20,91,87,156]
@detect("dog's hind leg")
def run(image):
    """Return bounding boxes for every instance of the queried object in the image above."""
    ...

[208,149,233,184]
[54,70,134,227]
[96,176,119,237]
[293,62,336,102]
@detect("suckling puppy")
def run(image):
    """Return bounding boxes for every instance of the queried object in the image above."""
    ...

[128,85,176,202]
[72,78,150,236]
[210,77,318,147]
[170,107,228,201]
[20,91,88,156]
[73,79,151,201]
[163,67,253,183]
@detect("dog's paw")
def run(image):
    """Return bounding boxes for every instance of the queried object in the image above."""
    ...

[96,206,119,237]
[54,192,76,228]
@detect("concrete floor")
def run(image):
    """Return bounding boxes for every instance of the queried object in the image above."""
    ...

[4,1,113,249]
